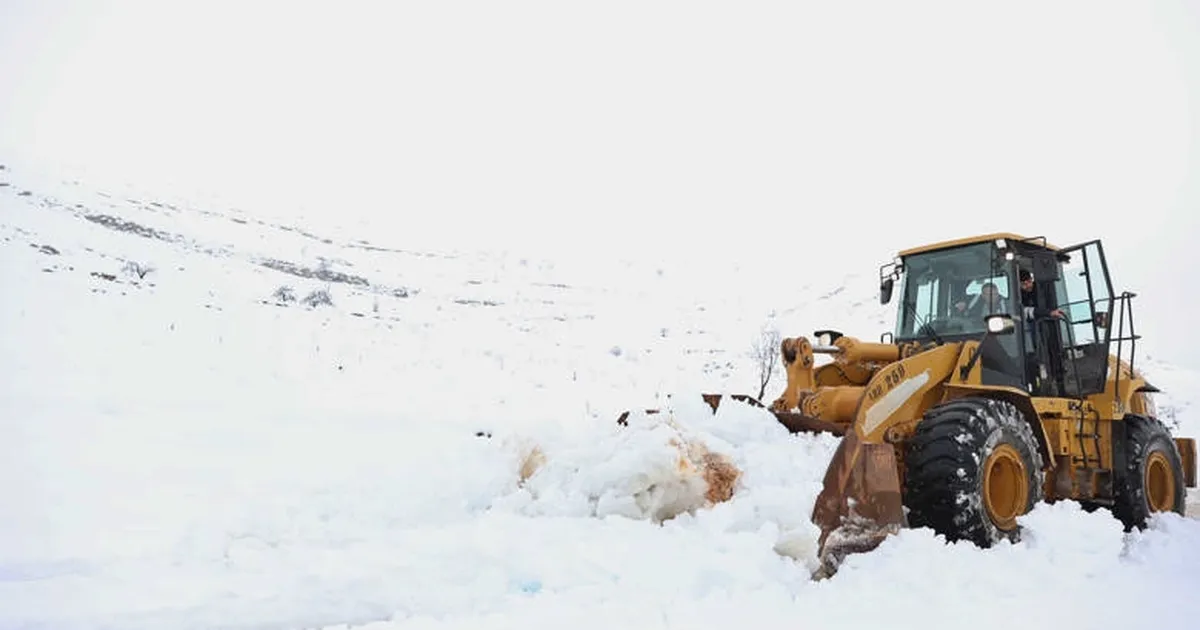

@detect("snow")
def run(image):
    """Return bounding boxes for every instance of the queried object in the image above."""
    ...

[3,165,1200,630]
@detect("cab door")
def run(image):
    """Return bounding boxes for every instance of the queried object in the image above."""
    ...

[1052,240,1115,397]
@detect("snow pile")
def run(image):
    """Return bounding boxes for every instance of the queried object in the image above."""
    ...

[497,397,759,519]
[491,414,741,524]
[485,395,843,574]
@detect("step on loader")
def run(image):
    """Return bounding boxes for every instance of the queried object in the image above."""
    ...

[620,233,1197,578]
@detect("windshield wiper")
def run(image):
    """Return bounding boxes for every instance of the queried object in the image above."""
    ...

[900,297,943,346]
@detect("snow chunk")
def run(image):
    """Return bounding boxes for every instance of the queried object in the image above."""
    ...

[492,404,742,523]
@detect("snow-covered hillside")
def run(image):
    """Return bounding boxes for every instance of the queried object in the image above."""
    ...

[3,163,1199,630]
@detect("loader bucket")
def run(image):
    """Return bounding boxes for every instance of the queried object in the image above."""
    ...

[616,394,849,436]
[811,430,906,578]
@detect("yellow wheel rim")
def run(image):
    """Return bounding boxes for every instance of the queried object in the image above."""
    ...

[1144,451,1176,513]
[983,444,1028,531]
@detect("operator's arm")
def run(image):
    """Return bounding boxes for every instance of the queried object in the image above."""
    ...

[1023,305,1065,320]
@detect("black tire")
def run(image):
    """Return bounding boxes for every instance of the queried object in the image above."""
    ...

[904,398,1046,547]
[1112,414,1186,530]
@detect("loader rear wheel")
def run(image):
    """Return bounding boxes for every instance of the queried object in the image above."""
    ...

[1112,414,1186,530]
[903,398,1045,547]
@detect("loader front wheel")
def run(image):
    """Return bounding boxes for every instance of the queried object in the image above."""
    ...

[1112,414,1186,530]
[903,398,1045,547]
[982,443,1028,531]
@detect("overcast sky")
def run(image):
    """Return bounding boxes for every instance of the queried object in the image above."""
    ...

[3,0,1199,364]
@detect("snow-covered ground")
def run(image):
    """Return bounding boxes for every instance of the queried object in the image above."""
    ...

[3,163,1199,629]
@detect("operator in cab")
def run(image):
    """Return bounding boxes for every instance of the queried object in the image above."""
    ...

[1019,269,1064,321]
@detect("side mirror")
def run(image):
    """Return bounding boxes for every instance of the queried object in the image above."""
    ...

[880,278,894,305]
[814,329,844,347]
[985,314,1016,335]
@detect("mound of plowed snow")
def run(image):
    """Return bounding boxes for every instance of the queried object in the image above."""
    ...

[485,395,843,573]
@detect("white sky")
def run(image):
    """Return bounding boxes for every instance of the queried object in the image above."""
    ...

[2,0,1199,364]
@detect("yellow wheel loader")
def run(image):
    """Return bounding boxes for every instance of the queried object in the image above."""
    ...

[621,233,1197,577]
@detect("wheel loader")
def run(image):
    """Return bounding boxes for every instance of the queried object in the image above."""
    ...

[619,233,1197,577]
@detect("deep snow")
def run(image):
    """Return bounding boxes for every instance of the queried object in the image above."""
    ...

[2,164,1199,629]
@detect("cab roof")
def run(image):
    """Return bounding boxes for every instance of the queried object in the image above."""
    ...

[897,232,1061,257]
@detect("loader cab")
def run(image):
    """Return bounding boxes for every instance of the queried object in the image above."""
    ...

[882,234,1128,398]
[884,238,1028,389]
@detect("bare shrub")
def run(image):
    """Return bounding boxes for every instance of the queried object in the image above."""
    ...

[302,288,333,308]
[273,286,297,303]
[751,323,783,400]
[122,260,154,279]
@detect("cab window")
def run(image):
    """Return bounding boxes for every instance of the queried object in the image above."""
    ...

[895,242,1014,339]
